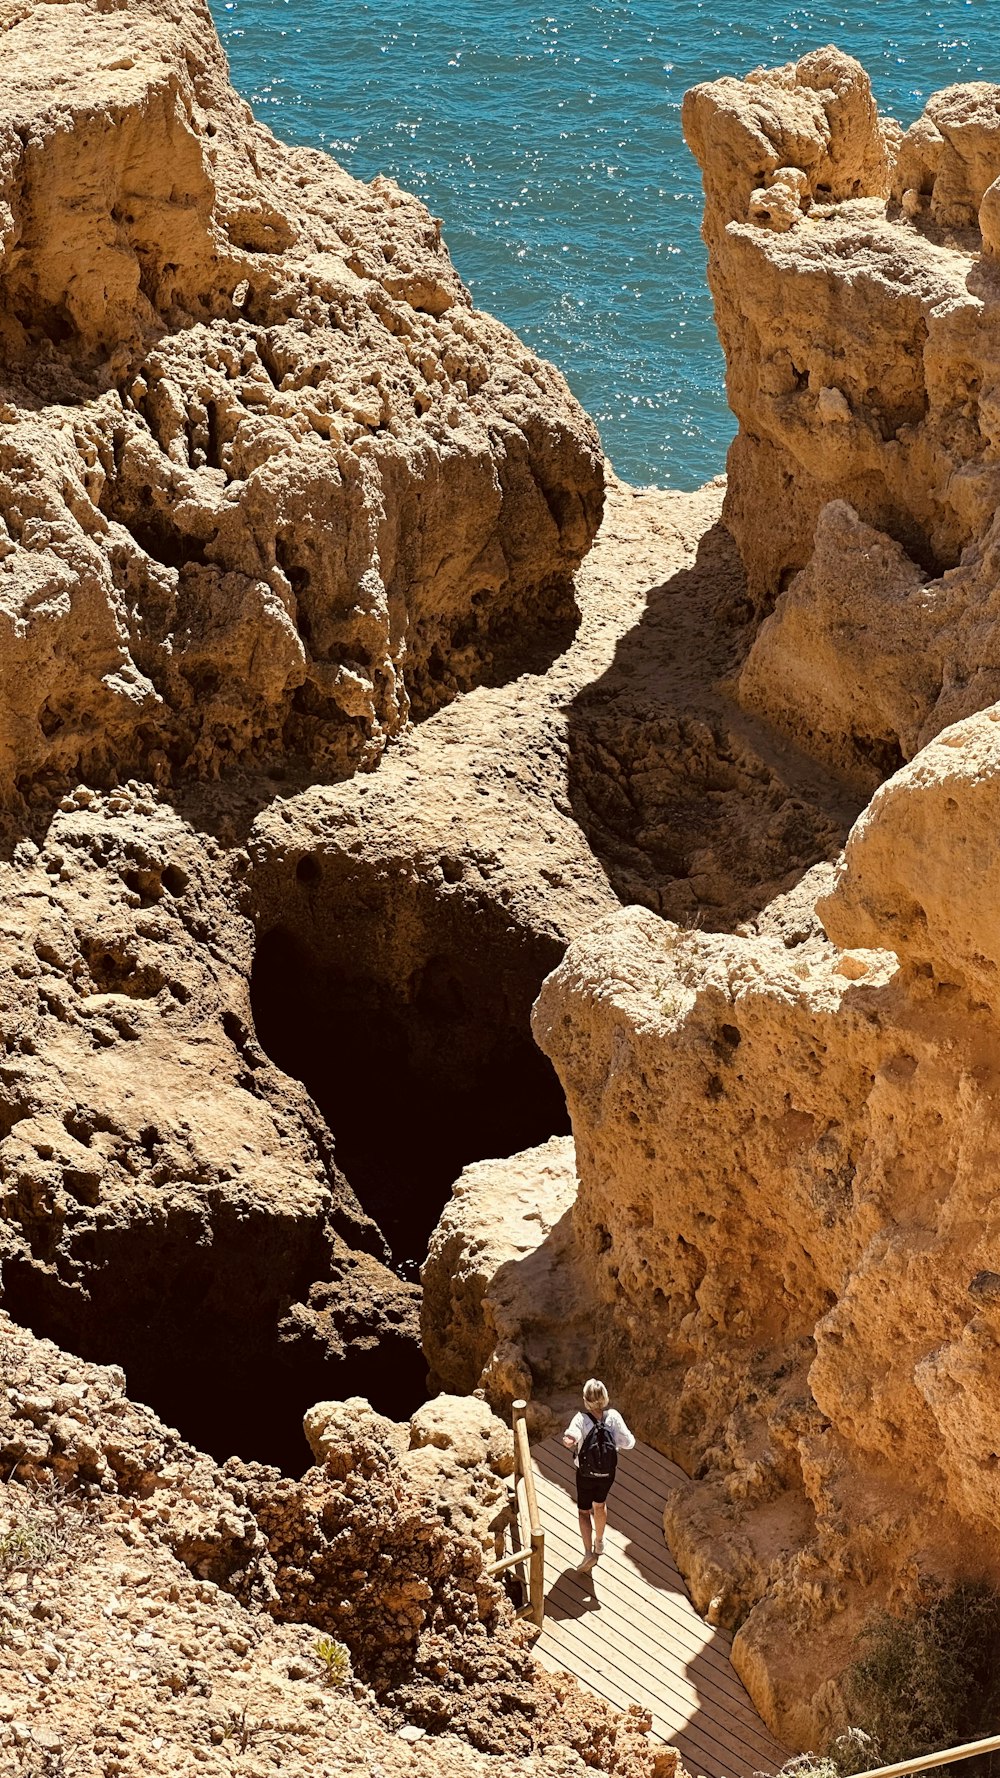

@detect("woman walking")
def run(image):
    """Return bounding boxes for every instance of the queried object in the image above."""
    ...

[562,1378,635,1570]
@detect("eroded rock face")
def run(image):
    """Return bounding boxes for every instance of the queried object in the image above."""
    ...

[421,1137,593,1435]
[0,1314,675,1777]
[0,0,609,1474]
[0,0,602,811]
[0,782,422,1467]
[244,480,855,1269]
[684,48,1000,785]
[305,1392,514,1548]
[6,6,983,1760]
[0,0,857,1499]
[433,708,1000,1747]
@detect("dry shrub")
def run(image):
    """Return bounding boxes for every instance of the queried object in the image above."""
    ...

[838,1583,1000,1778]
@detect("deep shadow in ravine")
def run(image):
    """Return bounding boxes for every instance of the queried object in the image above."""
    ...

[566,519,865,925]
[250,923,570,1274]
[2,1198,426,1476]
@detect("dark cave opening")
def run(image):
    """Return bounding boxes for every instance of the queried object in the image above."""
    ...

[249,923,571,1274]
[2,1204,426,1478]
[3,877,574,1476]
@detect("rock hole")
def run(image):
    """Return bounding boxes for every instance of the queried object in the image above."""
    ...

[295,853,322,886]
[109,505,209,572]
[849,731,906,778]
[249,921,571,1274]
[62,1109,94,1147]
[122,866,163,906]
[0,1222,362,1475]
[38,702,64,738]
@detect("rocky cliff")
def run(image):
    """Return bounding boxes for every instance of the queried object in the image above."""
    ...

[0,0,611,1471]
[684,49,1000,788]
[12,6,1000,1768]
[0,0,602,808]
[0,0,813,1763]
[430,717,1000,1751]
[424,47,1000,1757]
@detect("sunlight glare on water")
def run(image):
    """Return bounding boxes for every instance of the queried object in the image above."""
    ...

[210,0,993,488]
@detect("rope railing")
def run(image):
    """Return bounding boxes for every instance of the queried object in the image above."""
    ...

[485,1398,545,1627]
[845,1735,1000,1778]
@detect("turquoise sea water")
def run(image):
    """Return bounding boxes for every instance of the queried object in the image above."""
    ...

[211,0,994,488]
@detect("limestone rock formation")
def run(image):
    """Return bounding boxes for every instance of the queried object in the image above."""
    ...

[0,0,855,1517]
[0,0,610,1478]
[0,781,422,1468]
[422,1137,592,1434]
[684,48,1000,785]
[0,1313,675,1777]
[11,0,997,1763]
[818,706,1000,1001]
[0,0,602,812]
[306,1392,515,1547]
[418,702,1000,1749]
[244,478,854,1275]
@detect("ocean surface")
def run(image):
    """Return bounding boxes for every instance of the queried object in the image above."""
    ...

[210,0,995,489]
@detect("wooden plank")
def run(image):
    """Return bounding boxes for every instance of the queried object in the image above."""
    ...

[539,1539,777,1739]
[534,1464,726,1640]
[542,1633,784,1777]
[541,1592,785,1764]
[531,1435,786,1778]
[538,1454,680,1531]
[537,1491,719,1633]
[540,1583,771,1738]
[535,1471,682,1566]
[537,1634,781,1778]
[539,1521,771,1724]
[539,1522,755,1703]
[535,1453,685,1543]
[537,1660,738,1778]
[539,1524,750,1698]
[537,1500,727,1650]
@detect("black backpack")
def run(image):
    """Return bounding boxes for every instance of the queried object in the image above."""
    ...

[578,1411,618,1480]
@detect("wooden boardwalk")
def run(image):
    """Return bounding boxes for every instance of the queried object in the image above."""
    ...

[532,1437,787,1778]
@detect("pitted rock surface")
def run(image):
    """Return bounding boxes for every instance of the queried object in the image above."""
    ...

[0,1314,676,1778]
[0,0,602,811]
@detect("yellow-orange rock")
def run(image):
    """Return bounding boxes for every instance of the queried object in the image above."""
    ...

[419,703,1000,1746]
[684,49,1000,786]
[0,0,602,810]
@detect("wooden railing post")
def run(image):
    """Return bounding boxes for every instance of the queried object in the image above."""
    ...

[513,1399,545,1628]
[484,1399,545,1629]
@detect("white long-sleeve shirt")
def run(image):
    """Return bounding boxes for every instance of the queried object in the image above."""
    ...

[564,1407,635,1468]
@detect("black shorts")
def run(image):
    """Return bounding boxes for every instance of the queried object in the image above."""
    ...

[576,1471,614,1511]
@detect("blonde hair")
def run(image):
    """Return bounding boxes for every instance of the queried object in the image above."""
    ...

[583,1378,609,1411]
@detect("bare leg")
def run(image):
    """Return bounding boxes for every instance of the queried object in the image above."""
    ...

[578,1509,593,1555]
[593,1501,608,1549]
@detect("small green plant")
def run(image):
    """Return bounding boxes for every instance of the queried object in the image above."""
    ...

[313,1633,350,1687]
[0,1512,57,1580]
[0,1472,101,1584]
[652,981,687,1017]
